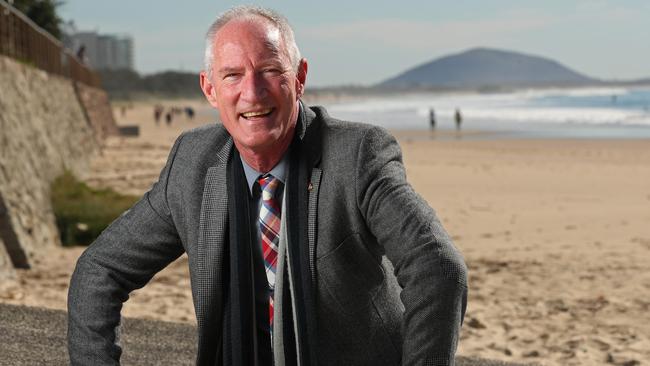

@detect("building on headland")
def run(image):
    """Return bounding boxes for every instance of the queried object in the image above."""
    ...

[67,31,134,70]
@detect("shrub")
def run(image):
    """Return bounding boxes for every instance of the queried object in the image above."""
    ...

[51,171,138,246]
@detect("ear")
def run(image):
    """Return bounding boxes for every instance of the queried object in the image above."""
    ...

[200,71,220,109]
[295,58,308,99]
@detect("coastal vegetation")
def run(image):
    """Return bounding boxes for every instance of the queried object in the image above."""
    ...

[51,171,138,246]
[10,0,64,40]
[98,69,204,100]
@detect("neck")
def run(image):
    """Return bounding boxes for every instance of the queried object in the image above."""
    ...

[237,129,294,173]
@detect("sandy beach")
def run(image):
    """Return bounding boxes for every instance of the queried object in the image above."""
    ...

[1,99,649,366]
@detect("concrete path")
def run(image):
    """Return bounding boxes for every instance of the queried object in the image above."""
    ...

[0,303,531,365]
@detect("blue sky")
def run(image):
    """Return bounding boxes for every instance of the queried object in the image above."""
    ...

[58,1,650,87]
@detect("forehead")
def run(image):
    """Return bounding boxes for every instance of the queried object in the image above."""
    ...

[214,18,284,60]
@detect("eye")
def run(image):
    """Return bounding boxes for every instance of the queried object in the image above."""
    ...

[223,72,241,81]
[263,68,282,76]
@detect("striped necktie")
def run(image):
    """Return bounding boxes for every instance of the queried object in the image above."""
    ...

[258,174,283,330]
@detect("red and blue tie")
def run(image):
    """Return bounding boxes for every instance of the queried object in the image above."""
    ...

[258,174,283,330]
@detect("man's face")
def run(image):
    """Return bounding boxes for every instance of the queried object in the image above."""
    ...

[200,18,307,157]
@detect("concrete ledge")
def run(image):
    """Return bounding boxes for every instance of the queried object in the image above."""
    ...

[118,125,140,137]
[0,303,531,365]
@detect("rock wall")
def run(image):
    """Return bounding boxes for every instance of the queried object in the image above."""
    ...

[75,82,120,142]
[0,237,15,281]
[0,55,112,276]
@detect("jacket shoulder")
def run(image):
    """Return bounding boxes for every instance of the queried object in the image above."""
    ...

[178,123,228,145]
[173,123,230,160]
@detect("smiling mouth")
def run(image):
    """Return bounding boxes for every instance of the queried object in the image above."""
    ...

[241,108,274,120]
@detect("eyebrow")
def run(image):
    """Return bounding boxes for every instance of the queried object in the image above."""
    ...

[217,57,286,76]
[217,66,242,75]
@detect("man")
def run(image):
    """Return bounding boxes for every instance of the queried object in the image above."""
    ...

[68,6,467,366]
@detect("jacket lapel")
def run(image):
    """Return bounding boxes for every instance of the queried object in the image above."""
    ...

[307,168,321,289]
[283,104,323,365]
[196,138,233,365]
[300,104,323,287]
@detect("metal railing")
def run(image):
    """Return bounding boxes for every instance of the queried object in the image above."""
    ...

[0,1,101,87]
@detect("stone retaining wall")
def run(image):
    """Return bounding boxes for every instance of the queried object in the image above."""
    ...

[75,82,119,142]
[0,55,114,276]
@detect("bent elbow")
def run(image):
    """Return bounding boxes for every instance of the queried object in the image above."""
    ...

[438,244,468,325]
[438,242,468,289]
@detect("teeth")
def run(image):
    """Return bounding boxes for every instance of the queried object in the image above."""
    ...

[242,109,272,118]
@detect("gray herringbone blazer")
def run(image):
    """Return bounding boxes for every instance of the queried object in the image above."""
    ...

[68,105,468,366]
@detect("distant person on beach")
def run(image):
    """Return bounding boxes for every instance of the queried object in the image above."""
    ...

[185,106,195,120]
[429,107,436,129]
[165,111,173,126]
[455,108,463,130]
[153,104,163,124]
[68,6,467,366]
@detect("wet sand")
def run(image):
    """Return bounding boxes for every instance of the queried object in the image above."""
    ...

[1,99,649,365]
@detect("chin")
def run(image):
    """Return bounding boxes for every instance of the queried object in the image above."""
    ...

[241,135,278,149]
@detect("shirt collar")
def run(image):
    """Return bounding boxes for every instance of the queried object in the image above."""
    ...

[240,153,288,195]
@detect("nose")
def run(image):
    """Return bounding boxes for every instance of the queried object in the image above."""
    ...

[240,71,267,102]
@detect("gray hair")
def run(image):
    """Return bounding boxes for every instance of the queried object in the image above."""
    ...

[203,6,301,78]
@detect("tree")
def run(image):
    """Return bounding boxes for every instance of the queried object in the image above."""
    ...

[9,0,64,40]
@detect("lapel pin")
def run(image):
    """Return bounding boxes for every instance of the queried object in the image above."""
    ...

[308,182,313,191]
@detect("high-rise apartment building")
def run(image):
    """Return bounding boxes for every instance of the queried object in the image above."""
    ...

[68,31,134,70]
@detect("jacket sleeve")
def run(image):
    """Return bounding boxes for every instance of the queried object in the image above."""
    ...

[67,133,187,365]
[355,126,468,366]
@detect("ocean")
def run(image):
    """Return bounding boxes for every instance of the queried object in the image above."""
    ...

[323,87,650,139]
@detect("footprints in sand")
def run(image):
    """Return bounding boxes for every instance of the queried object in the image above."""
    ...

[630,237,650,250]
[465,316,487,330]
[461,257,649,365]
[124,255,194,324]
[0,247,85,310]
[87,138,173,196]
